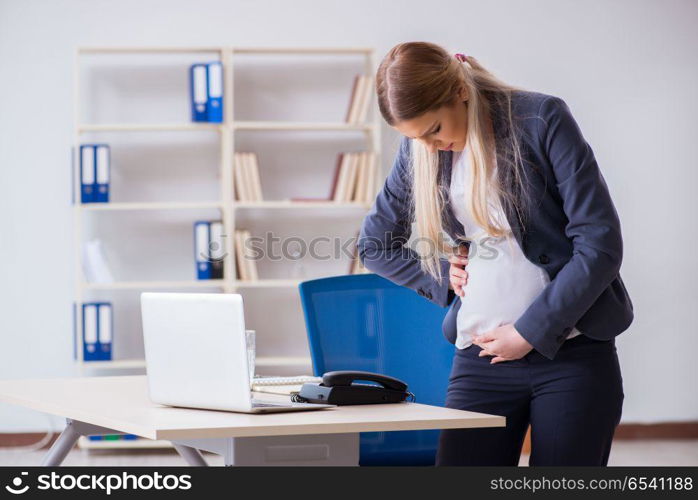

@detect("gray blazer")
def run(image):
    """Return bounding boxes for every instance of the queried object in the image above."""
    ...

[357,90,633,360]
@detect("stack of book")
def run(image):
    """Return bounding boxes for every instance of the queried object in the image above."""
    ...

[88,434,140,442]
[234,229,259,281]
[349,253,370,275]
[291,152,377,204]
[233,152,264,202]
[348,230,370,275]
[333,152,377,203]
[345,74,373,124]
[251,375,323,396]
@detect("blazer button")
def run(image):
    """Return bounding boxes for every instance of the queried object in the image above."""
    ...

[538,254,550,264]
[417,289,425,297]
[425,291,433,300]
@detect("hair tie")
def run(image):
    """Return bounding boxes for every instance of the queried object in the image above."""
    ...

[455,53,468,63]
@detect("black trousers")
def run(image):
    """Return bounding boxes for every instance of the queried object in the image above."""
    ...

[435,333,624,466]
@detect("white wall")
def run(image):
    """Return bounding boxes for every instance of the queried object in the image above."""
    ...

[0,0,696,432]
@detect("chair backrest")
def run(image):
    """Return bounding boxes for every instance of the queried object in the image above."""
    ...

[298,273,454,465]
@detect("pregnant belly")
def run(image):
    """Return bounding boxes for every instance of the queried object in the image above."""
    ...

[456,250,548,343]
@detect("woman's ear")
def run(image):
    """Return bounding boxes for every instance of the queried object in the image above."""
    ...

[459,87,469,102]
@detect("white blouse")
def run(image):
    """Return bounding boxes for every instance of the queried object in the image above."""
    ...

[448,149,582,350]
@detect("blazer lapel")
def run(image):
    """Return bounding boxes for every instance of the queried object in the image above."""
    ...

[490,105,525,245]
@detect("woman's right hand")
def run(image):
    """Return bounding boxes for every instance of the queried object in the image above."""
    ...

[448,247,469,297]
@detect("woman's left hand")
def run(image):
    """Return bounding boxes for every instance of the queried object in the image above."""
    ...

[471,324,534,364]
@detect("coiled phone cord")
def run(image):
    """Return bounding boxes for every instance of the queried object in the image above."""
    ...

[290,392,308,403]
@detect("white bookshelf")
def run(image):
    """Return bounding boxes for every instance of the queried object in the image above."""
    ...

[72,46,380,377]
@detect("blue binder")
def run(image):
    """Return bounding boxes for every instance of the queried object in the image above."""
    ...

[97,302,113,361]
[71,147,75,205]
[79,145,95,203]
[207,62,223,123]
[95,144,110,203]
[189,64,208,122]
[194,221,212,279]
[81,302,112,361]
[72,302,77,360]
[82,303,99,361]
[209,220,224,279]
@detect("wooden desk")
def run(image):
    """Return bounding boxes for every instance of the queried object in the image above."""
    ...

[0,375,505,466]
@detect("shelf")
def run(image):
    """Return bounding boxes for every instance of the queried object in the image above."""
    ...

[234,201,370,210]
[233,121,373,132]
[78,123,223,133]
[78,46,371,55]
[77,359,149,369]
[77,436,173,449]
[76,201,369,211]
[83,280,226,290]
[77,122,374,133]
[232,47,372,55]
[78,47,224,55]
[234,279,301,288]
[76,356,311,369]
[83,279,368,291]
[77,201,224,211]
[80,279,312,290]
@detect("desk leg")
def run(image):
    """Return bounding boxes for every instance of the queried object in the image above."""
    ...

[40,420,81,466]
[40,418,143,466]
[172,444,208,466]
[41,419,207,467]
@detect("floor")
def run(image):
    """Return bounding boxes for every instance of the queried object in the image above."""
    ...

[0,440,696,466]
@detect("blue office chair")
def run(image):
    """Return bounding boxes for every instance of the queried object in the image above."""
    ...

[298,273,455,466]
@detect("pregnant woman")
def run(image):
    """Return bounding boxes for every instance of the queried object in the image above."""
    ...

[358,42,634,465]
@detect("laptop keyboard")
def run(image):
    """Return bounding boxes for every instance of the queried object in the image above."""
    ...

[251,401,285,407]
[251,375,322,386]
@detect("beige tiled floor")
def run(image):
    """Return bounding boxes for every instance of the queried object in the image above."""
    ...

[520,439,698,466]
[0,440,696,466]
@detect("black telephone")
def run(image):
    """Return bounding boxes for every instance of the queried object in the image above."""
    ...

[293,370,414,406]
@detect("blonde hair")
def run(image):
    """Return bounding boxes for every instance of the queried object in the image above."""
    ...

[376,41,532,284]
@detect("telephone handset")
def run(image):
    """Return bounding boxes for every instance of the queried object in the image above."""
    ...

[293,370,415,405]
[322,371,407,392]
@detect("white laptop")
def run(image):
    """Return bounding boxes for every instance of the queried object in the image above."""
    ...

[140,292,333,414]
